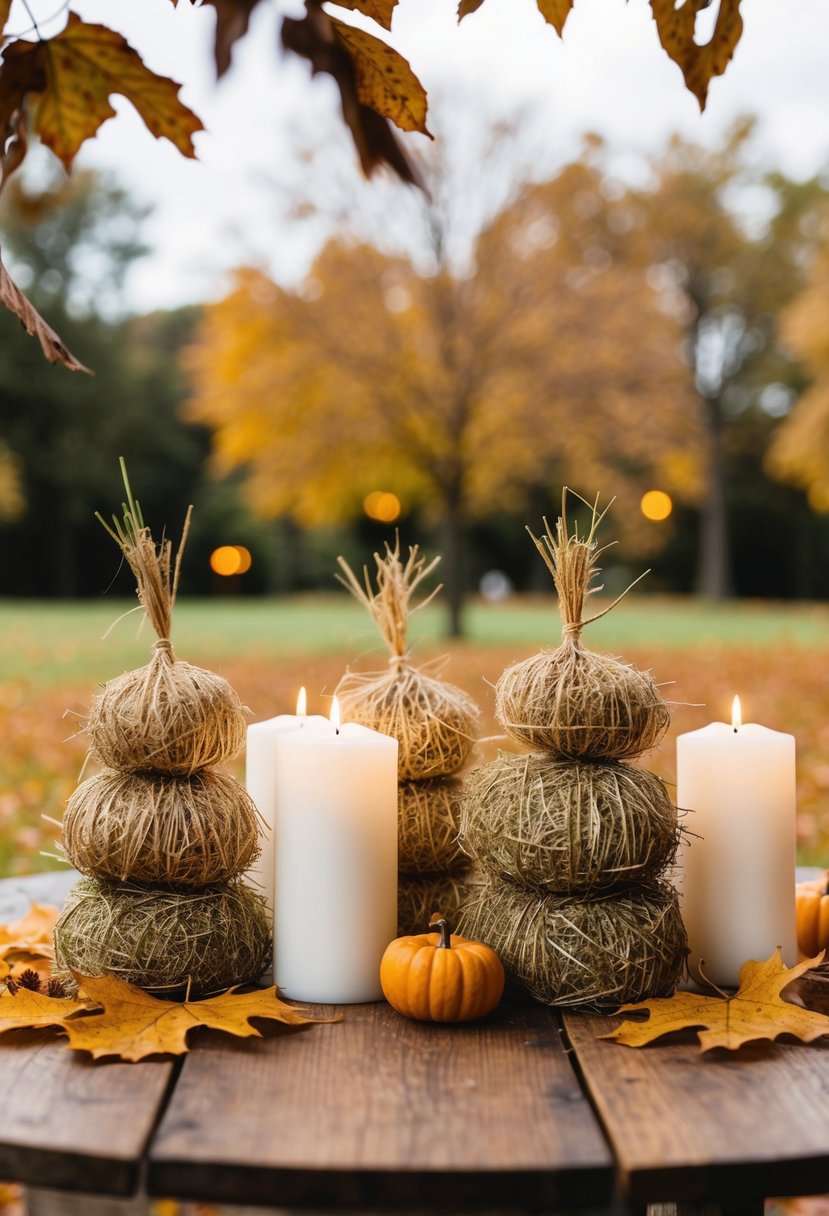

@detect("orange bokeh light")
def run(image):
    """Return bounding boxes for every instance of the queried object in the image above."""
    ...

[363,491,402,523]
[210,545,253,576]
[640,490,673,522]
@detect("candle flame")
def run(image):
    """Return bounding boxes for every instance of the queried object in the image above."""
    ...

[330,695,341,733]
[296,686,307,717]
[732,694,742,730]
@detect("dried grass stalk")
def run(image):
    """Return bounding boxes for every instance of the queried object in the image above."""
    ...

[460,753,681,893]
[336,537,478,779]
[458,874,686,1008]
[88,650,247,774]
[54,877,271,997]
[89,459,246,774]
[495,491,669,759]
[398,779,464,875]
[63,768,262,887]
[397,866,484,937]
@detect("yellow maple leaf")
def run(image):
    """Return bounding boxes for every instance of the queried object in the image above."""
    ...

[29,12,204,170]
[602,950,829,1052]
[331,17,430,137]
[0,902,58,956]
[332,0,399,32]
[650,0,744,111]
[0,986,94,1033]
[536,0,574,36]
[62,973,337,1063]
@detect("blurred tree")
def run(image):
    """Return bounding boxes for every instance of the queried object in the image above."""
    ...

[185,144,701,635]
[0,168,211,596]
[622,120,829,597]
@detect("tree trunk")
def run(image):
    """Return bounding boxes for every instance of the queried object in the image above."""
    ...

[440,493,465,638]
[695,393,733,598]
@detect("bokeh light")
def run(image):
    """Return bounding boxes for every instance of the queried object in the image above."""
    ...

[210,545,253,576]
[640,490,673,522]
[808,484,829,514]
[363,491,402,523]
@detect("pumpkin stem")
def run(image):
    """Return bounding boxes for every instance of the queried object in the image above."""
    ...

[430,918,452,949]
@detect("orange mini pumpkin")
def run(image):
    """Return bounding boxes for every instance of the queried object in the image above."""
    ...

[380,918,505,1023]
[796,871,829,957]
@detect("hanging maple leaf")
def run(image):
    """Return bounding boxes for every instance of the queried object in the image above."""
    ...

[0,250,91,371]
[330,17,430,137]
[0,13,203,172]
[0,986,94,1033]
[0,1,11,36]
[331,0,399,32]
[535,1,575,36]
[281,6,425,187]
[650,0,743,111]
[172,0,262,78]
[61,973,336,1063]
[602,950,829,1052]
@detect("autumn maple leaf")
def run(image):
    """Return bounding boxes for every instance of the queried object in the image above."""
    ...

[0,986,94,1033]
[602,950,829,1052]
[61,973,337,1063]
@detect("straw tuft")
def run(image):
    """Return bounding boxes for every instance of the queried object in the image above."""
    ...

[397,866,484,937]
[398,778,464,875]
[460,753,681,893]
[63,768,262,887]
[458,873,686,1008]
[54,877,271,997]
[87,649,247,775]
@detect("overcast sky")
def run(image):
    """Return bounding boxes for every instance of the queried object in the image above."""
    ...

[8,0,829,312]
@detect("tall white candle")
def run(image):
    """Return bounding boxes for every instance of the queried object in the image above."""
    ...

[244,688,329,913]
[274,700,398,1003]
[677,696,797,987]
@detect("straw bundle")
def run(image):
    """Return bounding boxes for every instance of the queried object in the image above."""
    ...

[54,877,271,997]
[458,873,686,1008]
[460,753,680,893]
[494,494,668,759]
[397,866,483,937]
[398,778,464,875]
[63,768,261,887]
[335,538,478,779]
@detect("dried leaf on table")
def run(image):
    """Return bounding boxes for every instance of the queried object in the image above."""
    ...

[602,950,829,1051]
[0,986,95,1033]
[62,972,338,1062]
[0,902,59,955]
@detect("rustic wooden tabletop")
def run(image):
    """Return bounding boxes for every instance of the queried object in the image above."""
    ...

[2,871,829,1216]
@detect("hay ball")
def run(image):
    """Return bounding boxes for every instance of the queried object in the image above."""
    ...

[62,768,261,887]
[398,779,465,875]
[397,866,485,937]
[458,874,686,1008]
[495,644,669,760]
[87,646,247,775]
[53,877,271,997]
[336,665,478,780]
[460,753,680,893]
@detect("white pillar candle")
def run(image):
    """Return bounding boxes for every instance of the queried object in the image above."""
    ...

[274,701,398,1003]
[677,696,797,987]
[244,688,329,913]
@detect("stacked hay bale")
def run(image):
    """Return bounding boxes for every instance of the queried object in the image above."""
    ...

[459,493,687,1007]
[54,467,270,996]
[336,538,481,934]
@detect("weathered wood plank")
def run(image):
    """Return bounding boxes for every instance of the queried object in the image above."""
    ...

[564,1011,829,1208]
[149,998,613,1211]
[0,1031,174,1196]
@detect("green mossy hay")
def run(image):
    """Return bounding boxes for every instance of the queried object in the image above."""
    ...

[89,459,246,775]
[54,877,271,997]
[460,753,681,893]
[398,778,465,875]
[335,538,479,780]
[458,874,686,1008]
[494,492,669,759]
[62,768,261,887]
[397,866,483,937]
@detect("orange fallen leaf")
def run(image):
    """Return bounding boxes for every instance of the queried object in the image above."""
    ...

[62,972,337,1063]
[0,902,59,955]
[602,950,829,1051]
[0,986,94,1033]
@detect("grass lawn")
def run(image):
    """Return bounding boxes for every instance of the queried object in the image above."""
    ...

[1,592,828,878]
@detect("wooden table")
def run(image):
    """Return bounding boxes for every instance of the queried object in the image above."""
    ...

[2,871,829,1216]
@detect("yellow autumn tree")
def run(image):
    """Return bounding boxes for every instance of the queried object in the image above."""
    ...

[185,151,703,634]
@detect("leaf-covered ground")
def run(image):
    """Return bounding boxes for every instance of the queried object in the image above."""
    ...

[2,628,829,877]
